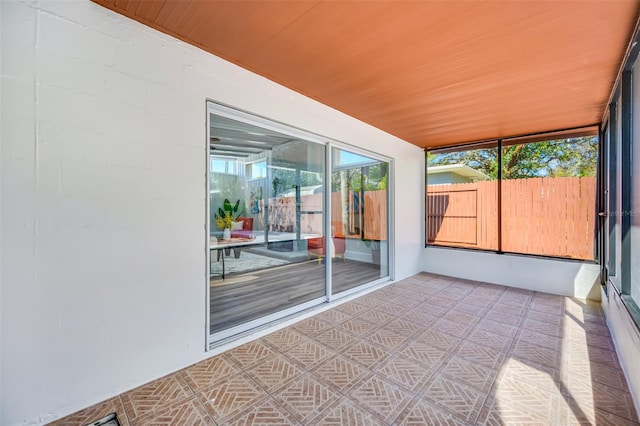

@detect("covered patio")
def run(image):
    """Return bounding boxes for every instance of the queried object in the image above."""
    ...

[3,0,640,425]
[53,273,637,425]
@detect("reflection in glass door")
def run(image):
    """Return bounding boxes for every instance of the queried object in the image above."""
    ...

[208,105,326,341]
[331,148,390,295]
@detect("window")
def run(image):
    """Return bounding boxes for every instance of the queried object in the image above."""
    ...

[630,60,640,307]
[210,157,239,175]
[427,144,499,251]
[603,62,640,326]
[501,136,597,258]
[426,131,598,260]
[247,161,267,180]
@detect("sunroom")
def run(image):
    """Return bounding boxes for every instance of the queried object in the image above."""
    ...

[2,1,640,425]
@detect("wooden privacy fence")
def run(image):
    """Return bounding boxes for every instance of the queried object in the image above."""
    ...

[427,176,596,259]
[265,190,388,240]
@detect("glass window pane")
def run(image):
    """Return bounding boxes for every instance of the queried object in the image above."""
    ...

[501,137,597,259]
[631,63,640,305]
[427,144,499,251]
[331,148,389,295]
[209,113,325,336]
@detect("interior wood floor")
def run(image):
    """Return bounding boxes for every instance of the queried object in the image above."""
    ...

[210,259,383,334]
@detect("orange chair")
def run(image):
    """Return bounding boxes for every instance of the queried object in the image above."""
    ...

[307,236,346,264]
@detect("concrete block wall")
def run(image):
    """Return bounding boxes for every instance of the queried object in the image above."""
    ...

[0,1,424,424]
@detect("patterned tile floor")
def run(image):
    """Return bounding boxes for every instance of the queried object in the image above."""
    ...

[51,273,639,425]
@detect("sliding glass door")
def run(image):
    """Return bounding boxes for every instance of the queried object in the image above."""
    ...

[207,103,392,344]
[331,148,390,296]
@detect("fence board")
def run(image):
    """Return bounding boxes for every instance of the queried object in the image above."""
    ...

[427,176,596,259]
[364,190,388,241]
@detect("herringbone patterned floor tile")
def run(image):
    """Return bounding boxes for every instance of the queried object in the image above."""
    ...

[561,376,639,422]
[526,309,564,326]
[517,328,562,351]
[421,377,486,423]
[51,274,640,426]
[376,354,433,392]
[227,340,275,369]
[490,302,527,317]
[262,328,305,351]
[466,329,513,353]
[388,294,423,309]
[394,398,472,426]
[453,341,506,370]
[489,375,561,416]
[310,355,369,392]
[224,396,300,426]
[197,373,267,422]
[410,302,449,317]
[274,374,342,423]
[510,340,561,368]
[353,293,387,308]
[284,337,335,370]
[565,343,621,368]
[335,301,370,316]
[401,340,451,369]
[374,287,398,297]
[357,308,396,326]
[401,309,438,328]
[496,358,559,394]
[122,373,194,421]
[383,318,425,338]
[314,308,352,325]
[308,398,387,425]
[474,318,519,338]
[450,303,486,317]
[337,317,380,337]
[291,317,333,337]
[343,339,391,369]
[348,374,413,422]
[432,318,475,338]
[497,293,532,308]
[373,301,409,316]
[581,319,611,336]
[246,354,304,392]
[47,397,130,426]
[439,356,499,393]
[483,310,522,327]
[414,329,462,352]
[521,317,563,337]
[313,327,357,351]
[529,301,564,316]
[563,405,640,426]
[442,310,480,326]
[366,327,410,351]
[478,393,562,425]
[181,354,241,391]
[132,398,214,426]
[562,360,628,391]
[429,297,459,309]
[565,327,614,350]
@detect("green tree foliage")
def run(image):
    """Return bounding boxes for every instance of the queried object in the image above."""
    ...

[427,136,597,179]
[331,163,388,191]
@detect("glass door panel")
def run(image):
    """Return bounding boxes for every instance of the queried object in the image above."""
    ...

[208,110,326,339]
[331,148,389,295]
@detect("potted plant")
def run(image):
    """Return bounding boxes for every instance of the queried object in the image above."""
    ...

[215,198,243,240]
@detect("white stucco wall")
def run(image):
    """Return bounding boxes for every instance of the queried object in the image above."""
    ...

[0,1,424,424]
[423,246,601,300]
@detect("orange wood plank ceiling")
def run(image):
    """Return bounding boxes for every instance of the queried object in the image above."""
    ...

[93,0,639,149]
